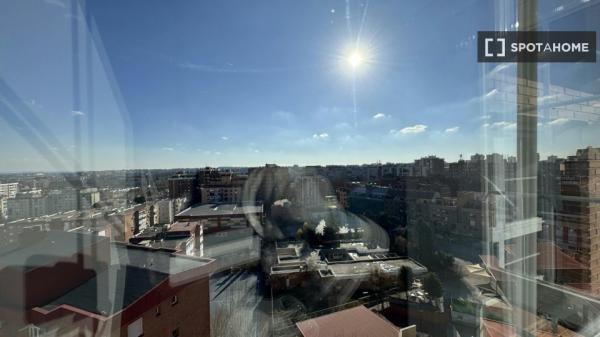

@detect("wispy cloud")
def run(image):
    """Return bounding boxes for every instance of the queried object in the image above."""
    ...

[372,113,388,120]
[484,121,516,130]
[72,110,85,116]
[162,147,174,151]
[221,136,229,141]
[312,133,329,140]
[395,124,428,135]
[445,126,459,134]
[484,88,498,99]
[548,118,570,126]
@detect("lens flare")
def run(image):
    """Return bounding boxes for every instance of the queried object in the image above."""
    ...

[348,50,364,68]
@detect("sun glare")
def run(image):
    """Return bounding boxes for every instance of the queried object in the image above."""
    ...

[348,50,364,69]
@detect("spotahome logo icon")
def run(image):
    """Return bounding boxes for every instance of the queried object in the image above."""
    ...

[478,31,596,62]
[484,37,505,58]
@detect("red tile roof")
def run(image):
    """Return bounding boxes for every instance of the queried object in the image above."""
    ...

[535,241,587,270]
[480,241,586,271]
[296,305,400,337]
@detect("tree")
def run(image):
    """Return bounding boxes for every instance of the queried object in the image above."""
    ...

[369,267,394,310]
[295,228,304,241]
[398,266,414,299]
[434,251,455,273]
[322,225,336,244]
[133,195,146,204]
[416,220,434,263]
[423,272,443,302]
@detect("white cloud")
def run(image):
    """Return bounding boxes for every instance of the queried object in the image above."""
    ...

[312,133,329,140]
[445,126,459,134]
[398,124,427,134]
[482,121,516,130]
[372,113,388,120]
[548,118,569,126]
[162,147,174,151]
[72,110,85,116]
[491,121,516,130]
[221,136,229,140]
[484,89,498,98]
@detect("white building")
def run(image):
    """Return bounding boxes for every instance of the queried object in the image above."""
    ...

[0,182,19,198]
[46,189,78,214]
[6,191,47,221]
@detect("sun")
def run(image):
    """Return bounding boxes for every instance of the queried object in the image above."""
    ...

[348,50,364,69]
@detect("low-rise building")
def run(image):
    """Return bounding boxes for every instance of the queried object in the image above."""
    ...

[174,203,263,234]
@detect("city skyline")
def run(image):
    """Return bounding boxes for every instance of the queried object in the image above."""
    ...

[0,147,590,174]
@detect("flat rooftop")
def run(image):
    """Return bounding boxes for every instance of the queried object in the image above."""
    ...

[175,203,262,218]
[326,258,427,279]
[0,231,106,271]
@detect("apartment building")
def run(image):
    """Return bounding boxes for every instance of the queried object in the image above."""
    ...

[555,147,600,295]
[0,231,214,337]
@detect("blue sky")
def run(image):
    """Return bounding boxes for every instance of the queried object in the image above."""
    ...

[1,0,599,171]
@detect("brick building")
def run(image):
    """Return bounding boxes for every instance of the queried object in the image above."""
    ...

[0,231,213,337]
[555,147,600,295]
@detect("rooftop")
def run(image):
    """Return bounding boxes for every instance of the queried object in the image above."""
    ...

[326,258,427,279]
[296,305,401,337]
[175,203,263,218]
[41,243,212,316]
[0,231,106,271]
[0,231,213,316]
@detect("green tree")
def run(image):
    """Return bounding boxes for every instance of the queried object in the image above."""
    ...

[423,272,443,301]
[295,228,304,241]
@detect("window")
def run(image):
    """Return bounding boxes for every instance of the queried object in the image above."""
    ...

[2,1,600,337]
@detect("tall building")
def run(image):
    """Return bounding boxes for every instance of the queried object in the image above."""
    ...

[297,175,323,209]
[0,182,19,198]
[197,167,246,204]
[555,147,600,295]
[168,173,198,201]
[413,156,445,177]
